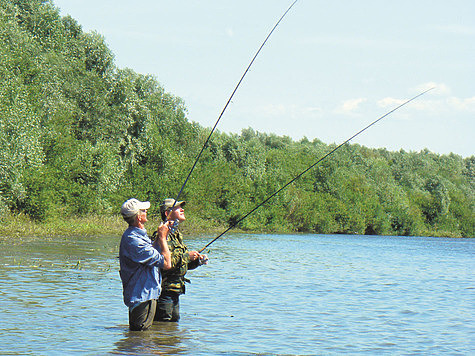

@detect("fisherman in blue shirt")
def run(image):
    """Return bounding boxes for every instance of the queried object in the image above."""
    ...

[119,198,172,331]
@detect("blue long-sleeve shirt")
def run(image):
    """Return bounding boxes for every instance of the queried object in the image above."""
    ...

[119,226,164,308]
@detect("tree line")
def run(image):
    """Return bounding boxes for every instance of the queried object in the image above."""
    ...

[0,0,473,237]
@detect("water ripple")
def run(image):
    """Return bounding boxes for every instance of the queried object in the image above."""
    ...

[0,234,473,355]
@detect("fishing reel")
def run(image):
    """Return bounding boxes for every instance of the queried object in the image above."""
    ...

[151,219,179,241]
[199,254,209,265]
[168,219,179,234]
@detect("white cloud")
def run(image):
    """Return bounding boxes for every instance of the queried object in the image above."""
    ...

[378,82,474,114]
[377,97,404,108]
[303,106,323,115]
[258,103,288,117]
[448,97,475,112]
[407,99,445,113]
[378,95,475,114]
[335,98,367,114]
[408,83,475,112]
[225,27,234,37]
[432,25,475,36]
[412,82,451,96]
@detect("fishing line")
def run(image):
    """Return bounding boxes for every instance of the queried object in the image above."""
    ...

[198,87,435,253]
[171,0,299,207]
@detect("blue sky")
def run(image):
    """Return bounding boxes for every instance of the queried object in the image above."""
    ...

[53,0,474,157]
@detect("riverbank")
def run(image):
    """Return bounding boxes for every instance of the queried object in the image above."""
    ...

[0,213,241,240]
[0,213,467,239]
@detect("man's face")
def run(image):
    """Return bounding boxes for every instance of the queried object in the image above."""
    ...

[138,209,148,223]
[167,205,186,222]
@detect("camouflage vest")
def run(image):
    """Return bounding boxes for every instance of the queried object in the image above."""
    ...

[161,229,199,294]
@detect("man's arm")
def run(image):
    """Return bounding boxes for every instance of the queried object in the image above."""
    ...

[187,250,208,269]
[154,222,171,270]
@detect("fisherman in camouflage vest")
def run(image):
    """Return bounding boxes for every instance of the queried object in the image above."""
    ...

[155,198,208,322]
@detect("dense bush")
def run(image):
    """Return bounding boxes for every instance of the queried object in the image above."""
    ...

[0,0,473,237]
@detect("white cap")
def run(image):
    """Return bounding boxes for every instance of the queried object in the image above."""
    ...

[120,198,151,218]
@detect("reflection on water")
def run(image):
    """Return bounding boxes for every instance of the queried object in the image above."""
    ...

[0,234,473,355]
[112,322,188,355]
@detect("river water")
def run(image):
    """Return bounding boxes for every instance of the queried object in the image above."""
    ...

[0,233,473,355]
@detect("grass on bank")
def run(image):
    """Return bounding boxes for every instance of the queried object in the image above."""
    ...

[0,213,467,240]
[0,213,234,240]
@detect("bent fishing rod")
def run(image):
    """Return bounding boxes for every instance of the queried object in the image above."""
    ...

[198,87,435,253]
[170,0,299,209]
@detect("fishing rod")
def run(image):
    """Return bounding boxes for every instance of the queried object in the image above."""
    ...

[159,1,299,236]
[170,0,299,208]
[198,87,435,253]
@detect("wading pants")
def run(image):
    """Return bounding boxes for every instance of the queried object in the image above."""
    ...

[129,299,157,331]
[155,291,180,322]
